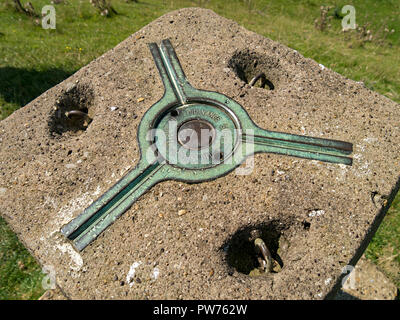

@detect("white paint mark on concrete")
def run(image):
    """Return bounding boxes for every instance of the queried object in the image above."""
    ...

[40,196,58,211]
[350,145,372,177]
[54,185,102,229]
[357,145,365,152]
[152,267,160,280]
[334,163,349,182]
[309,209,325,217]
[325,277,332,285]
[319,64,325,70]
[93,185,102,196]
[126,261,142,287]
[56,193,93,227]
[55,243,83,271]
[363,137,378,143]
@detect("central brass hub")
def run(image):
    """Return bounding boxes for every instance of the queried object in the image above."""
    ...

[177,119,215,150]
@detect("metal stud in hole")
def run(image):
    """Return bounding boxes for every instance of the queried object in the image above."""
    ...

[65,109,92,127]
[254,238,273,272]
[249,73,275,90]
[248,229,283,275]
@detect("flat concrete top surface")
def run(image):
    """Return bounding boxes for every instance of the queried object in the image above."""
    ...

[0,8,399,299]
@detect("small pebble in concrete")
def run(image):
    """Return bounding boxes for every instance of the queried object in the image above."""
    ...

[178,209,187,216]
[65,82,76,93]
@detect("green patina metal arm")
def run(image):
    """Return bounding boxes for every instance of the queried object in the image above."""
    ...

[61,39,352,251]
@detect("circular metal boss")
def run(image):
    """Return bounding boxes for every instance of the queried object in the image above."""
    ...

[154,102,240,170]
[177,119,216,150]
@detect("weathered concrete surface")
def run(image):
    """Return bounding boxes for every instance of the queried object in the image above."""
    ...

[0,8,399,299]
[40,254,398,300]
[39,286,69,300]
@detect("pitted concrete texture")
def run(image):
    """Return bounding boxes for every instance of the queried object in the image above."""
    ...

[39,255,398,300]
[0,8,399,299]
[39,286,69,300]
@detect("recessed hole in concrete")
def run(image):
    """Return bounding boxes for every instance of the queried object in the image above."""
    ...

[228,50,284,90]
[48,83,94,137]
[223,221,289,277]
[302,220,311,230]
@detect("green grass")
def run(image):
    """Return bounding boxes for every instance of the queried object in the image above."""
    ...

[0,0,399,298]
[366,194,400,289]
[0,217,45,299]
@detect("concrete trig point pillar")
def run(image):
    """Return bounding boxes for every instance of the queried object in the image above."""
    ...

[0,8,399,299]
[60,38,353,252]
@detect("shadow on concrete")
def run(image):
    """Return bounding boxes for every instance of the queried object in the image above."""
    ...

[0,66,73,110]
[333,289,361,300]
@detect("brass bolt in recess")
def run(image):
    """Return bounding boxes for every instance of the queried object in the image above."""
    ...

[65,110,92,126]
[254,238,273,272]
